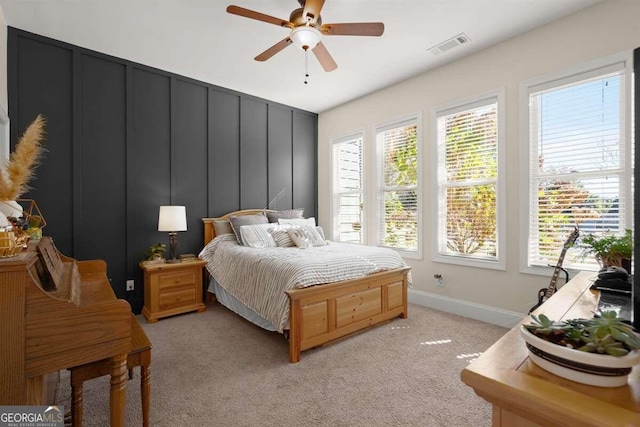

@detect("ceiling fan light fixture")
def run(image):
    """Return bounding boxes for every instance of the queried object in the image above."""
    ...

[290,26,321,50]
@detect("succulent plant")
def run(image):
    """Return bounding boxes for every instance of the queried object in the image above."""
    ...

[579,330,628,356]
[524,313,571,335]
[524,311,640,357]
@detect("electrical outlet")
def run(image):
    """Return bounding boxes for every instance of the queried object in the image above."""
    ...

[126,280,135,291]
[434,274,445,287]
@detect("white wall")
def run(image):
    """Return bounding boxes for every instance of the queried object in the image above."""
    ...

[0,5,6,113]
[0,5,8,164]
[317,0,640,321]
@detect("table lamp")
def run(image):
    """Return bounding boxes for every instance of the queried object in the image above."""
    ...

[158,205,187,263]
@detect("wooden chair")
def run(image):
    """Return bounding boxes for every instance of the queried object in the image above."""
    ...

[69,314,151,426]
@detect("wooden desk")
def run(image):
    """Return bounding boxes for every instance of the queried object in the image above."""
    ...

[461,271,640,427]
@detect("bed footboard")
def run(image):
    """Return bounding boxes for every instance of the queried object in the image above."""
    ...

[286,266,410,363]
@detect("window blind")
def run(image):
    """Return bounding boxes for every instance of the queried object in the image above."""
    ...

[436,98,499,260]
[527,65,629,269]
[377,119,418,251]
[332,134,364,244]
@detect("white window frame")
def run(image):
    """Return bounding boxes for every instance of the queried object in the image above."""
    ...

[431,89,506,270]
[519,52,634,275]
[374,113,422,259]
[330,129,366,244]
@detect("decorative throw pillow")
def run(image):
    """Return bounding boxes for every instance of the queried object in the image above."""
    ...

[278,217,316,227]
[287,227,312,249]
[270,226,295,247]
[266,208,304,223]
[315,225,326,241]
[239,223,279,248]
[301,225,327,246]
[228,213,268,245]
[213,219,233,236]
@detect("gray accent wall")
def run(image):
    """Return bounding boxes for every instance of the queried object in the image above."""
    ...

[7,28,317,312]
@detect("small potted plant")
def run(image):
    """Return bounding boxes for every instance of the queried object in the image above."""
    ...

[521,312,640,387]
[577,229,632,270]
[141,243,166,263]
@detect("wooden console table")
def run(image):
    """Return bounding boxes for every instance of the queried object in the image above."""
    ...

[461,271,640,427]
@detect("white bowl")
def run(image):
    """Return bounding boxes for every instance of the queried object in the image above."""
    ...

[520,326,640,387]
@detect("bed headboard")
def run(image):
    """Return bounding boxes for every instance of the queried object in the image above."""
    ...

[202,209,275,246]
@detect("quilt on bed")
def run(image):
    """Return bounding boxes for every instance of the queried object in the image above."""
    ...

[198,234,409,332]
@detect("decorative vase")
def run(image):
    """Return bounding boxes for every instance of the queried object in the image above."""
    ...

[520,326,640,387]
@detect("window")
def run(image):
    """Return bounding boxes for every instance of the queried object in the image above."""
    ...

[521,55,633,272]
[376,116,420,254]
[331,132,364,244]
[433,91,505,269]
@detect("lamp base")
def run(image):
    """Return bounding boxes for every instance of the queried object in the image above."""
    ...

[165,258,182,264]
[167,231,180,263]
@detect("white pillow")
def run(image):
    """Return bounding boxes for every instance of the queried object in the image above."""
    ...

[278,217,316,227]
[288,225,327,248]
[287,227,312,249]
[302,226,326,246]
[239,223,278,248]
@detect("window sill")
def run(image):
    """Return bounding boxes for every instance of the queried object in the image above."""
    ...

[432,254,506,271]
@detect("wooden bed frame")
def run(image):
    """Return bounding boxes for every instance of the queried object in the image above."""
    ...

[202,209,411,363]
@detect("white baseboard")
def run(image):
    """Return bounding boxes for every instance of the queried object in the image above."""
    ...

[408,289,525,329]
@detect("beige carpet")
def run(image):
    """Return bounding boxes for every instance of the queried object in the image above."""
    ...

[58,302,507,426]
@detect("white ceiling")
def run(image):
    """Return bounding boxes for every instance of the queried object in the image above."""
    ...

[0,0,602,113]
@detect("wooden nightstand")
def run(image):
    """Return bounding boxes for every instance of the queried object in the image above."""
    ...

[140,259,207,323]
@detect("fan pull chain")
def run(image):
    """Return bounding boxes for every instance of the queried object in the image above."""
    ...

[304,48,309,84]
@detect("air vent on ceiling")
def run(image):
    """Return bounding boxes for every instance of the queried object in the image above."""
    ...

[428,33,470,55]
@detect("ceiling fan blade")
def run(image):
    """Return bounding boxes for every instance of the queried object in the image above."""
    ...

[255,37,293,62]
[227,5,293,28]
[320,22,385,37]
[312,42,337,72]
[302,0,326,24]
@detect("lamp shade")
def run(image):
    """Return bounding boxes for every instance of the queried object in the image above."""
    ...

[158,206,187,232]
[290,26,321,50]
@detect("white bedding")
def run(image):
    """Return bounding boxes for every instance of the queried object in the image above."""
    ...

[198,234,409,333]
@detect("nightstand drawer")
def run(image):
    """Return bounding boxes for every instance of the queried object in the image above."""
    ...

[159,288,196,311]
[158,271,197,290]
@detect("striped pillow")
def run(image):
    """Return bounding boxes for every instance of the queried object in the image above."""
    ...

[239,224,278,248]
[270,226,295,247]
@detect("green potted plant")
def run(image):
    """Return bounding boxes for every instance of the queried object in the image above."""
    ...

[141,243,166,263]
[524,312,640,356]
[577,229,632,270]
[521,312,640,387]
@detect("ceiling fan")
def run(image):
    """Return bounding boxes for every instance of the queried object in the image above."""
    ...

[227,0,385,73]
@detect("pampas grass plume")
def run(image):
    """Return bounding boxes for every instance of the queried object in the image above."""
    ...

[0,115,46,200]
